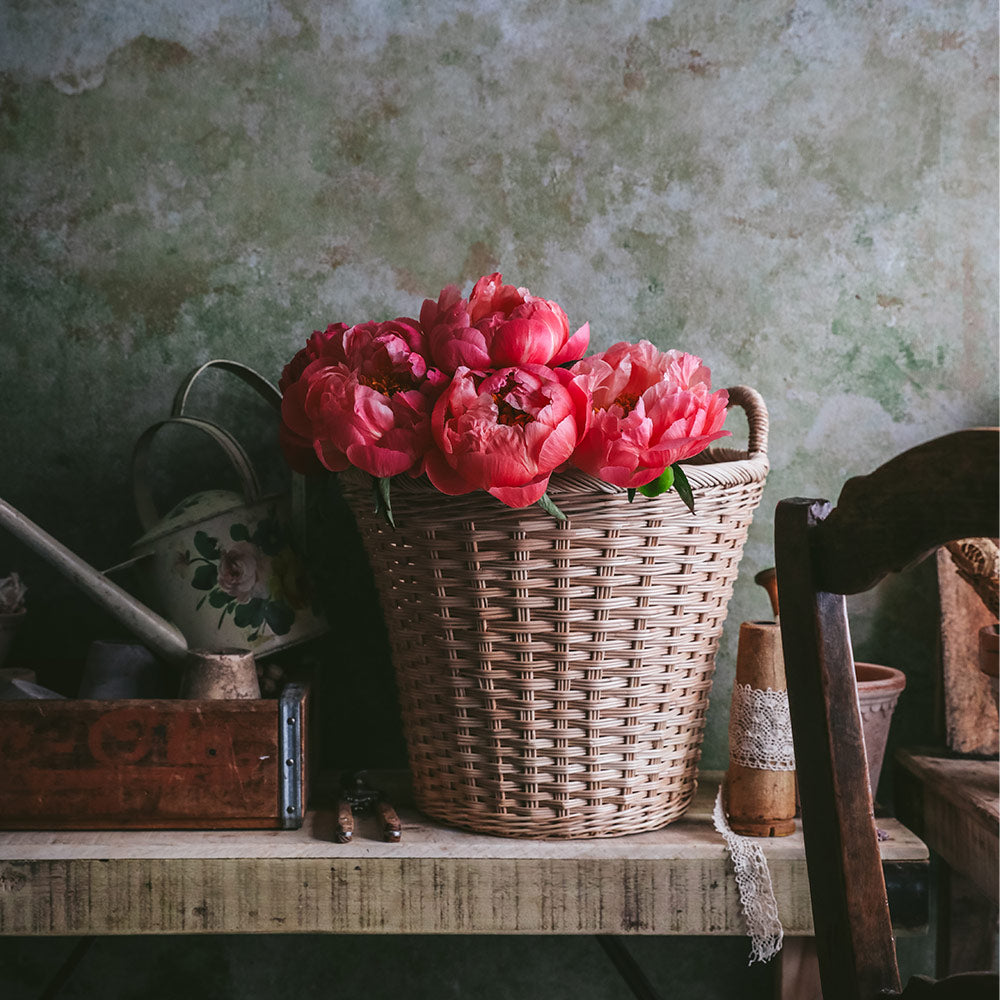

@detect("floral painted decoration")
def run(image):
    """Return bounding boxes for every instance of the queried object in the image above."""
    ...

[278,273,731,521]
[185,507,308,641]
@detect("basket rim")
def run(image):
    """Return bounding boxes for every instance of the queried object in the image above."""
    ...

[341,452,768,501]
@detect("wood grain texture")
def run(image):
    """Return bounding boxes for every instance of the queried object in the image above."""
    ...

[937,548,999,755]
[776,499,901,1000]
[814,429,999,596]
[0,774,926,937]
[778,937,823,1000]
[0,689,308,830]
[936,866,1000,978]
[893,751,998,905]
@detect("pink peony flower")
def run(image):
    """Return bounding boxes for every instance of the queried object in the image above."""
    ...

[279,318,446,479]
[420,272,590,374]
[278,323,350,473]
[425,364,590,508]
[278,323,349,394]
[569,341,730,489]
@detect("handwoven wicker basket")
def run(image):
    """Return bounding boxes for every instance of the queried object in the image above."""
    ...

[339,385,769,838]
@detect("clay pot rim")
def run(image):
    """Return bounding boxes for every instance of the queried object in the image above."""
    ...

[855,661,907,692]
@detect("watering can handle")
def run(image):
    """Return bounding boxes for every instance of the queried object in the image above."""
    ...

[172,359,282,417]
[132,416,263,533]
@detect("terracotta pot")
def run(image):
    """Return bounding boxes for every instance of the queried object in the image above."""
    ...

[855,662,907,792]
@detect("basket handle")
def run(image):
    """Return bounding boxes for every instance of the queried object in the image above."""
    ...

[132,416,263,532]
[725,385,768,459]
[171,359,282,417]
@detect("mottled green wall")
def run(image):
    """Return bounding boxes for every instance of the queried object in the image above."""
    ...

[0,0,996,992]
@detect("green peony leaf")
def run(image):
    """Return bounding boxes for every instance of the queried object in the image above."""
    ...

[672,463,695,513]
[638,465,675,498]
[627,488,636,503]
[536,491,567,521]
[373,475,395,528]
[229,523,250,542]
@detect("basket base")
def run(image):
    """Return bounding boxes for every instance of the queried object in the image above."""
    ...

[412,776,701,839]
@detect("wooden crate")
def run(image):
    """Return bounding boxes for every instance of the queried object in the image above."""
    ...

[0,683,308,830]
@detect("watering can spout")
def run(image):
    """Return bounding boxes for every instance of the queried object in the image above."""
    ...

[0,498,190,665]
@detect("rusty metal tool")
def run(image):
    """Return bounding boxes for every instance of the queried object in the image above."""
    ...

[335,771,402,844]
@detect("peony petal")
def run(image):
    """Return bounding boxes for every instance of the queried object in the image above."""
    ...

[430,326,491,374]
[489,317,550,366]
[488,476,551,508]
[315,438,350,473]
[551,321,591,365]
[344,441,416,479]
[279,424,325,474]
[423,448,477,496]
[280,378,314,439]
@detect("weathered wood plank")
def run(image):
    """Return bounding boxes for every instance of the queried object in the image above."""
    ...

[0,686,309,830]
[778,937,823,1000]
[0,775,926,937]
[813,429,1000,596]
[936,548,999,755]
[936,866,1000,978]
[894,750,999,905]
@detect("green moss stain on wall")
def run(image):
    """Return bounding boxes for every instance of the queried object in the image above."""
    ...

[828,289,942,422]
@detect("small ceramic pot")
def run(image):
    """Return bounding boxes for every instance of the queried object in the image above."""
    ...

[179,648,260,699]
[855,662,907,792]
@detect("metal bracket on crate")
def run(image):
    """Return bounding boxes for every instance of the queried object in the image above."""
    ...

[278,682,307,829]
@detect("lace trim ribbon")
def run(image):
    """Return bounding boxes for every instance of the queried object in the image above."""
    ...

[728,683,796,771]
[713,784,784,964]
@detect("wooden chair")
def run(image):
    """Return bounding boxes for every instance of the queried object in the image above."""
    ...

[774,428,999,1000]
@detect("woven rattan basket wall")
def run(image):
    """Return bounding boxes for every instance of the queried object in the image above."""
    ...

[339,385,769,838]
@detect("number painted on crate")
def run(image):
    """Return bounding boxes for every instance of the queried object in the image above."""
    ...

[82,708,240,769]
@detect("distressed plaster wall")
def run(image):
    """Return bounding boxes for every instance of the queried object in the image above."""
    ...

[0,1,996,994]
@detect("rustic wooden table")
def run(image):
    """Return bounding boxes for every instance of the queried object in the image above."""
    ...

[0,771,928,939]
[894,750,999,978]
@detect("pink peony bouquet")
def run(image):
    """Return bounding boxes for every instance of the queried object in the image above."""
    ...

[278,273,730,522]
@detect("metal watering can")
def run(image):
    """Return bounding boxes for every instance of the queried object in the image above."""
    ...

[0,361,327,689]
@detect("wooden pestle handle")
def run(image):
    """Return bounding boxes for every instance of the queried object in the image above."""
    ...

[754,566,779,618]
